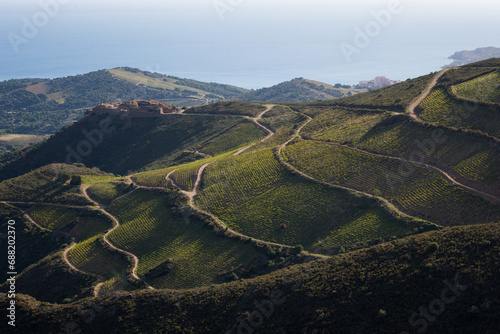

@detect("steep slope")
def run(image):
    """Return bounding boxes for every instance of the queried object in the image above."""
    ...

[2,222,499,333]
[0,112,267,181]
[0,68,250,135]
[1,59,500,334]
[0,68,367,138]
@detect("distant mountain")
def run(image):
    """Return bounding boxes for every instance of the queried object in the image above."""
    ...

[0,69,363,137]
[239,78,366,102]
[444,46,500,67]
[0,67,249,135]
[1,59,500,333]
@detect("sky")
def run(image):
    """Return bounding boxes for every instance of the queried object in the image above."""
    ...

[1,0,499,88]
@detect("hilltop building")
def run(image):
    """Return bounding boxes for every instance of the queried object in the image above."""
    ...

[89,100,177,118]
[356,76,401,89]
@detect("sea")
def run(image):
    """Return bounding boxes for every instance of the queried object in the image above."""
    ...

[0,3,498,89]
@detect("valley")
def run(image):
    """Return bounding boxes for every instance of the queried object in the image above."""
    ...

[0,58,499,333]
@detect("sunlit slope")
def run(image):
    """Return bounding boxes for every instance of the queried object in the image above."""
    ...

[299,110,500,197]
[196,149,426,251]
[283,140,500,226]
[107,189,263,289]
[8,222,500,333]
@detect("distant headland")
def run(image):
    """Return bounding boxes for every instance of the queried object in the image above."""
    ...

[444,46,500,67]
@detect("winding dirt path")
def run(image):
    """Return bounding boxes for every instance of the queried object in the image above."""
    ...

[80,185,154,291]
[23,213,51,232]
[276,114,422,220]
[162,104,301,251]
[62,243,107,298]
[0,201,52,232]
[63,243,89,274]
[310,140,500,204]
[183,104,276,204]
[407,68,450,118]
[3,199,106,296]
[232,105,275,156]
[278,114,312,150]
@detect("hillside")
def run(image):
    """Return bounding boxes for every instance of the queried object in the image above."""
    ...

[0,110,268,181]
[445,46,500,67]
[0,68,362,139]
[2,222,499,333]
[0,59,499,333]
[240,78,366,102]
[0,67,250,136]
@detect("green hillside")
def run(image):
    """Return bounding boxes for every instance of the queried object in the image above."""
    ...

[283,140,500,226]
[0,67,362,140]
[0,113,259,181]
[417,87,500,137]
[107,189,265,289]
[0,68,250,136]
[239,78,366,102]
[1,59,500,333]
[3,222,499,333]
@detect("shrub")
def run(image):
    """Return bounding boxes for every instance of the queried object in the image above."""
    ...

[294,245,304,254]
[58,172,71,183]
[427,242,439,253]
[70,175,82,185]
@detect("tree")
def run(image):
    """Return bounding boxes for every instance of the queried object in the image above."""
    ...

[58,172,71,183]
[70,175,82,186]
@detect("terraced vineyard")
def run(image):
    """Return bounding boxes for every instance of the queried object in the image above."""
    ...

[453,149,499,183]
[299,106,387,142]
[295,105,500,195]
[200,122,265,156]
[25,205,111,240]
[86,181,131,205]
[188,101,266,116]
[133,151,235,189]
[215,177,420,250]
[62,216,112,241]
[351,116,500,194]
[169,151,234,191]
[67,235,130,279]
[453,71,500,102]
[196,149,422,250]
[417,87,500,137]
[107,189,262,289]
[0,164,95,205]
[314,72,436,111]
[249,105,307,152]
[133,166,176,188]
[26,205,80,231]
[98,277,120,295]
[283,140,500,226]
[312,210,413,251]
[197,149,290,215]
[80,174,120,185]
[437,66,496,85]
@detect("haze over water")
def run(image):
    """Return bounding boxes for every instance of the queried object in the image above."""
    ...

[1,0,499,88]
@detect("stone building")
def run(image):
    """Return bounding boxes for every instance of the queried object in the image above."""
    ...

[90,100,177,117]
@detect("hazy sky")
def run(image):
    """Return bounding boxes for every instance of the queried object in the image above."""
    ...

[1,0,499,87]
